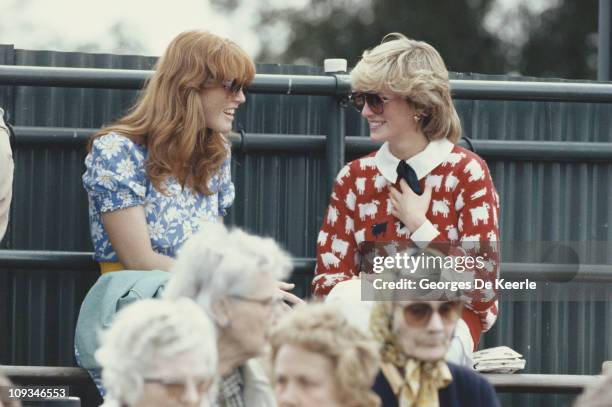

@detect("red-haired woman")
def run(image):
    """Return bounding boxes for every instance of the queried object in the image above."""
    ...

[83,30,254,273]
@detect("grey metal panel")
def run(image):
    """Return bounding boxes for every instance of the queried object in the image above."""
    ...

[1,48,611,407]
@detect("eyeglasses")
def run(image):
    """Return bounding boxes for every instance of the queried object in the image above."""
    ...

[349,92,393,115]
[230,294,282,308]
[223,79,245,95]
[401,301,463,327]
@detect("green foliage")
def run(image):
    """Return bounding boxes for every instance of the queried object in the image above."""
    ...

[519,0,598,79]
[253,0,599,79]
[256,0,507,74]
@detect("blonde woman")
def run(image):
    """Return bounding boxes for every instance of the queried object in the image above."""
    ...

[83,30,254,274]
[313,34,500,360]
[270,303,381,407]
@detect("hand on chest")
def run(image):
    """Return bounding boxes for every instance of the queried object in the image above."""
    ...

[350,172,461,242]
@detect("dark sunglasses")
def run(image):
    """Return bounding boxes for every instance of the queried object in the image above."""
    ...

[223,79,245,95]
[349,92,392,115]
[401,301,463,327]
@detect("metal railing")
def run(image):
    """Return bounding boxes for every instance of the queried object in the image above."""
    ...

[3,65,612,102]
[2,64,612,398]
[1,250,612,283]
[0,365,601,394]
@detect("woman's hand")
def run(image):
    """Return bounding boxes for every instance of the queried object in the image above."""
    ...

[277,281,304,309]
[389,179,433,233]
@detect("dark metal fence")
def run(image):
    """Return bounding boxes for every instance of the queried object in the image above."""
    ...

[1,45,612,407]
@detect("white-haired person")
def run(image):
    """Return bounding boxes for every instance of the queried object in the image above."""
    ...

[313,33,501,366]
[163,222,295,407]
[270,302,381,407]
[95,298,217,407]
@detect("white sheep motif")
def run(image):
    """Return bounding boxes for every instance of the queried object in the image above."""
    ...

[431,199,451,218]
[445,174,459,192]
[442,152,466,167]
[336,165,350,185]
[317,230,328,246]
[471,187,487,201]
[354,229,366,245]
[487,230,498,252]
[320,272,349,288]
[358,200,380,220]
[446,225,459,242]
[373,175,388,192]
[331,235,349,259]
[359,156,377,170]
[455,190,465,211]
[461,234,481,251]
[321,252,341,268]
[464,159,485,182]
[345,189,356,211]
[356,178,367,195]
[395,221,410,238]
[469,203,490,226]
[425,174,443,192]
[327,206,339,226]
[344,216,354,234]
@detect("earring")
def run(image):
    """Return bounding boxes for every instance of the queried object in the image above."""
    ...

[413,115,421,122]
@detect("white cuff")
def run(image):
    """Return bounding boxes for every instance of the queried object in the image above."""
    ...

[410,220,440,248]
[446,318,475,368]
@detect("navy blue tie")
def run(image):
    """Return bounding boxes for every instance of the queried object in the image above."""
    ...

[396,160,422,195]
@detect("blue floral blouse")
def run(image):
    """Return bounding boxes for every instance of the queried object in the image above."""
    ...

[82,133,235,262]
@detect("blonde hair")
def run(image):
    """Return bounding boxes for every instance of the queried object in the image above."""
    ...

[90,30,255,195]
[270,303,381,407]
[351,33,461,143]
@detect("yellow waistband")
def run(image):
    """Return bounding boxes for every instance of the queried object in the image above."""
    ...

[99,261,125,274]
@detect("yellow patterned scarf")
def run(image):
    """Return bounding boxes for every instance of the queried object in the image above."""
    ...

[370,302,452,407]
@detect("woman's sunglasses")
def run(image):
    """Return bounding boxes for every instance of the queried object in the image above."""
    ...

[223,79,245,95]
[349,92,392,115]
[401,300,463,327]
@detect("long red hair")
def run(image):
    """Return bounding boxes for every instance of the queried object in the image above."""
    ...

[89,30,255,195]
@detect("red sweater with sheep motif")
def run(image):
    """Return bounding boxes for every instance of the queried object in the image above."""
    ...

[312,139,500,346]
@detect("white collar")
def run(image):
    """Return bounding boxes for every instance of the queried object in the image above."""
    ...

[374,138,455,183]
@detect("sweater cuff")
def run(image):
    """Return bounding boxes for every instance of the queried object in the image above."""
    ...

[410,220,440,248]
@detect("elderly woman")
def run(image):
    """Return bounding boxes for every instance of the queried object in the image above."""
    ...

[270,303,381,407]
[370,297,499,407]
[314,33,500,364]
[163,222,294,406]
[95,298,217,407]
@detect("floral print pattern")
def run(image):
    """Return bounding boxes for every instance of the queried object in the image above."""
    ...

[83,133,235,262]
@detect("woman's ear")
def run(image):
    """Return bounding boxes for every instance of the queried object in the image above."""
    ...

[211,297,232,328]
